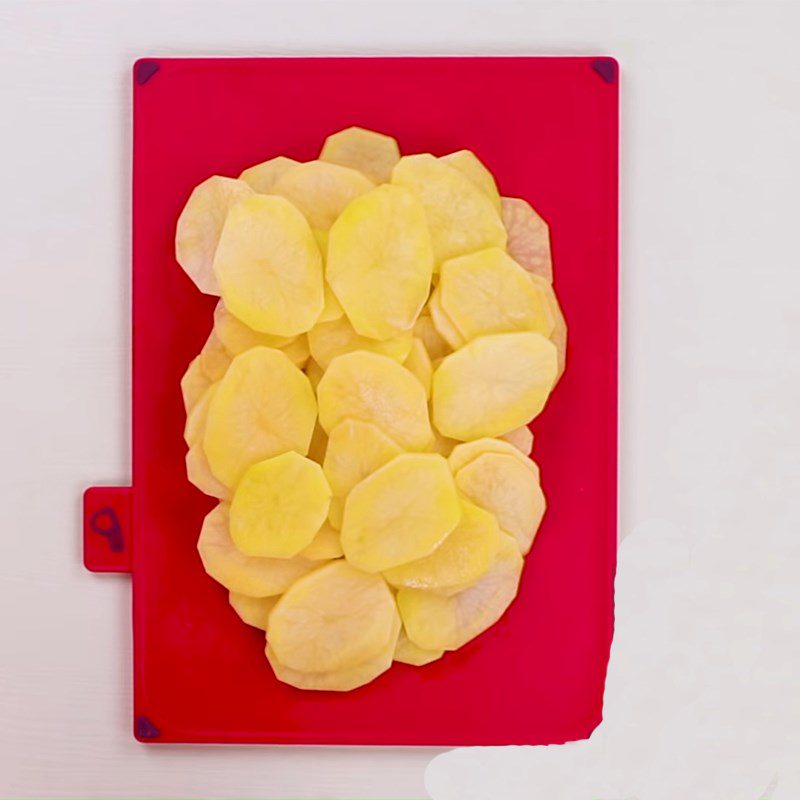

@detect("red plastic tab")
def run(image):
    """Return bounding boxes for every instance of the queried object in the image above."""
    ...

[83,486,133,573]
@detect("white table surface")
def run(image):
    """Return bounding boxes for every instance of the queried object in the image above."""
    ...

[1,1,799,798]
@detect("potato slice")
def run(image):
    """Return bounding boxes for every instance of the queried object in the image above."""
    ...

[271,160,375,231]
[391,154,506,265]
[429,429,459,457]
[448,437,537,476]
[197,504,318,597]
[266,612,400,691]
[383,500,500,594]
[308,315,413,370]
[500,425,534,455]
[269,561,397,672]
[455,452,546,554]
[198,330,232,382]
[175,176,255,295]
[203,347,317,487]
[428,286,466,349]
[530,273,568,382]
[185,445,229,500]
[394,629,444,666]
[319,283,345,323]
[397,534,523,651]
[328,496,345,530]
[403,337,433,397]
[441,150,501,211]
[501,197,552,282]
[229,592,279,631]
[180,356,212,413]
[238,156,298,193]
[327,184,434,339]
[439,247,554,341]
[298,522,343,560]
[320,126,401,184]
[341,453,461,573]
[432,332,557,440]
[184,382,218,447]
[413,312,451,361]
[304,359,325,391]
[230,452,332,558]
[279,334,310,368]
[317,351,433,450]
[213,194,324,337]
[306,419,328,464]
[214,301,293,354]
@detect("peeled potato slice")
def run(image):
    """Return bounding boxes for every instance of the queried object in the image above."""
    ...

[230,452,332,558]
[383,500,500,594]
[413,312,451,362]
[186,445,229,500]
[306,419,328,464]
[429,430,459,457]
[320,126,401,184]
[328,496,345,531]
[394,629,444,666]
[203,347,317,487]
[308,315,413,370]
[214,301,293,355]
[441,150,501,211]
[299,522,343,560]
[304,359,325,391]
[327,184,434,339]
[197,504,319,597]
[175,176,255,295]
[181,356,212,413]
[448,437,537,476]
[530,272,568,382]
[455,452,546,554]
[397,534,523,651]
[269,561,397,672]
[271,160,375,231]
[391,154,506,265]
[428,286,466,349]
[198,331,232,382]
[213,194,324,337]
[341,453,461,573]
[403,337,433,397]
[229,592,279,631]
[184,382,218,447]
[279,334,311,368]
[432,332,557,440]
[317,351,433,451]
[501,197,553,282]
[238,156,298,193]
[500,425,534,455]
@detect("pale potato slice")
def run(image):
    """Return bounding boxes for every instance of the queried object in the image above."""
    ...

[403,337,433,397]
[320,126,401,184]
[271,160,375,231]
[280,334,310,368]
[269,560,397,672]
[394,629,444,666]
[383,500,500,594]
[428,286,466,349]
[413,312,451,361]
[229,591,279,631]
[328,496,345,530]
[327,184,434,339]
[319,283,345,323]
[455,452,546,554]
[213,194,324,337]
[214,301,293,355]
[428,429,459,457]
[180,355,212,413]
[441,150,501,211]
[203,347,317,487]
[341,453,461,573]
[500,425,534,455]
[317,351,433,451]
[391,154,506,265]
[397,534,523,651]
[230,452,332,558]
[448,437,537,476]
[197,504,318,597]
[175,176,255,295]
[298,522,343,560]
[308,315,413,370]
[184,382,218,447]
[304,359,325,391]
[198,330,232,382]
[501,196,552,282]
[530,273,568,382]
[238,156,298,193]
[185,445,229,500]
[266,612,400,691]
[432,332,557,440]
[306,419,328,464]
[439,247,554,341]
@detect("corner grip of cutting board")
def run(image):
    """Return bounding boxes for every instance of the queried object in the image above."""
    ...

[82,486,133,574]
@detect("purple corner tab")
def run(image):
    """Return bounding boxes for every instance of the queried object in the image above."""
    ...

[591,58,618,84]
[135,715,160,740]
[135,60,160,86]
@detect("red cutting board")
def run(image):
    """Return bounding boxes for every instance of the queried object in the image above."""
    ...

[83,56,618,745]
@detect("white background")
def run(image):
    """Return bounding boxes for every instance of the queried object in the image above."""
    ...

[1,1,799,799]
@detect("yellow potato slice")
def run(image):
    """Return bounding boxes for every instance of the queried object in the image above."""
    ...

[238,156,298,193]
[320,126,401,184]
[403,337,433,397]
[429,429,459,457]
[197,504,319,597]
[230,452,332,558]
[184,382,218,447]
[175,176,255,295]
[413,312,451,361]
[431,332,557,440]
[327,184,434,339]
[279,334,310,368]
[448,437,537,476]
[185,445,229,500]
[213,194,324,337]
[319,283,345,323]
[203,347,317,487]
[323,419,403,498]
[441,150,501,211]
[229,591,279,631]
[269,560,397,672]
[180,356,212,413]
[304,359,325,391]
[341,453,461,573]
[271,160,375,230]
[214,301,293,355]
[317,351,433,450]
[501,196,553,282]
[428,286,466,349]
[328,496,345,530]
[198,330,232,382]
[266,612,400,691]
[397,533,523,651]
[298,521,343,560]
[391,154,506,265]
[455,452,546,554]
[306,420,328,464]
[383,500,500,594]
[439,247,554,341]
[500,425,534,455]
[394,629,444,666]
[308,315,413,370]
[530,273,568,382]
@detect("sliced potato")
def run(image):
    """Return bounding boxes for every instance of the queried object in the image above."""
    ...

[306,419,328,464]
[319,283,345,323]
[394,629,444,666]
[299,522,343,560]
[238,156,298,193]
[320,126,401,184]
[230,452,332,558]
[448,437,537,476]
[428,429,459,457]
[428,286,466,349]
[530,272,568,382]
[279,334,311,368]
[180,355,212,413]
[327,184,434,339]
[441,150,501,211]
[229,591,279,631]
[328,495,345,530]
[198,331,232,382]
[304,359,325,391]
[184,382,218,447]
[413,312,451,361]
[341,453,461,573]
[214,301,293,355]
[501,196,552,282]
[213,194,324,337]
[432,332,557,440]
[308,315,413,370]
[185,445,229,500]
[500,425,534,455]
[403,337,433,397]
[175,176,255,295]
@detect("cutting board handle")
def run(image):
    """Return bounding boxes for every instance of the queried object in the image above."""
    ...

[83,486,133,573]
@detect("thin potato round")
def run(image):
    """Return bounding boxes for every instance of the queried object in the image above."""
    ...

[500,425,534,455]
[306,420,328,464]
[501,196,553,281]
[238,156,298,193]
[304,359,325,391]
[448,437,538,476]
[184,382,218,447]
[428,287,466,349]
[413,312,451,361]
[279,334,310,368]
[308,315,413,370]
[530,272,568,382]
[214,301,293,355]
[185,445,229,500]
[198,331,232,382]
[298,522,343,560]
[441,150,501,211]
[320,126,400,184]
[403,337,433,397]
[394,629,444,666]
[229,592,279,631]
[327,496,345,531]
[181,355,212,413]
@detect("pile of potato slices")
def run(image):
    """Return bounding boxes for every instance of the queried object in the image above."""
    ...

[177,127,566,691]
